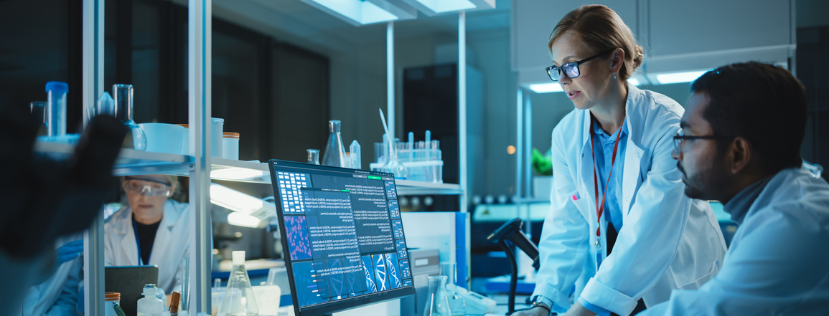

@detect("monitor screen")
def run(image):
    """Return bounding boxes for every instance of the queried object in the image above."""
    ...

[268,160,415,316]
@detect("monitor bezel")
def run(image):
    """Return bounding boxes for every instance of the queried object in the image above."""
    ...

[268,159,415,316]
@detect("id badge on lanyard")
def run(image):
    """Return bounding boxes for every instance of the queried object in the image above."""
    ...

[590,116,621,271]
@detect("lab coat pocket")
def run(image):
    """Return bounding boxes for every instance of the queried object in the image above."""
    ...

[676,260,720,290]
[571,198,591,221]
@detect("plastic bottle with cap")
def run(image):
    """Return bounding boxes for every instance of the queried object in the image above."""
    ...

[45,81,68,137]
[219,251,259,315]
[136,284,165,316]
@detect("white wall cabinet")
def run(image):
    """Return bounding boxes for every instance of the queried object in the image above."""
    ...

[512,0,796,87]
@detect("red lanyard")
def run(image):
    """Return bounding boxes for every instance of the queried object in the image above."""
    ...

[590,117,623,237]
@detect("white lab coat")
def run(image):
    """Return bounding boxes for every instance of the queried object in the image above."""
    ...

[640,167,829,315]
[104,200,190,294]
[20,236,83,316]
[533,85,727,315]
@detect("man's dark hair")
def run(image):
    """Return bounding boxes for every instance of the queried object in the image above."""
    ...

[691,62,807,172]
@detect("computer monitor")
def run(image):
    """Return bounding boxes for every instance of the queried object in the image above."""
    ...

[268,160,415,316]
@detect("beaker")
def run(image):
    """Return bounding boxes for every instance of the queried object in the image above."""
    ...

[45,81,68,137]
[113,84,147,150]
[307,149,320,165]
[219,251,259,316]
[322,120,346,167]
[423,275,451,316]
[440,262,466,316]
[383,139,408,179]
[30,101,47,136]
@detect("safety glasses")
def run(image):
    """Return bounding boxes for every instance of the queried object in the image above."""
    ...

[545,49,616,81]
[124,177,172,197]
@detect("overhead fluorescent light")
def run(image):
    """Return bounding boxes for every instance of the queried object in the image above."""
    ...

[627,78,640,86]
[210,183,264,214]
[529,83,563,93]
[300,0,416,26]
[400,0,495,15]
[656,71,707,84]
[227,212,262,228]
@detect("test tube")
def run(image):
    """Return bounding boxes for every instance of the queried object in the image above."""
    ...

[45,81,68,136]
[112,84,135,123]
[350,140,361,169]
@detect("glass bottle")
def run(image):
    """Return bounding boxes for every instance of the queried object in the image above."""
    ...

[322,120,346,167]
[113,84,147,150]
[307,149,320,165]
[220,251,259,316]
[440,262,466,316]
[423,275,451,316]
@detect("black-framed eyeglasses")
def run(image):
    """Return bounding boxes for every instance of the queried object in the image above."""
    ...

[545,49,616,81]
[673,129,727,155]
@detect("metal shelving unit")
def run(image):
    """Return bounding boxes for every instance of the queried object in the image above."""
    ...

[72,0,471,313]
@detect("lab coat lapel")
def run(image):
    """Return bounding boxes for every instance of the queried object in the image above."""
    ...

[118,210,139,265]
[621,88,645,215]
[579,110,598,218]
[148,201,177,266]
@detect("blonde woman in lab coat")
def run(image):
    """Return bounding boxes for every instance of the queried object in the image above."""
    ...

[515,5,726,316]
[104,174,189,299]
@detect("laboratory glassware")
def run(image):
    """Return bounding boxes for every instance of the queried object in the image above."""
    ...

[30,101,47,136]
[104,292,126,316]
[137,284,164,316]
[223,132,240,159]
[45,81,68,137]
[113,84,147,150]
[378,109,408,179]
[219,251,259,316]
[440,262,466,316]
[423,275,451,316]
[322,120,346,167]
[350,140,361,169]
[307,149,320,165]
[211,117,224,157]
[97,92,115,118]
[30,101,46,124]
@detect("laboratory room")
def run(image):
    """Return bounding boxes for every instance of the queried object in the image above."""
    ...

[3,0,829,315]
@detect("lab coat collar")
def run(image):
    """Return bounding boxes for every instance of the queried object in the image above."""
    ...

[723,174,775,224]
[580,84,643,149]
[114,200,179,265]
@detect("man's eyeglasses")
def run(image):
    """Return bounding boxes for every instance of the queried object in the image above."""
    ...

[545,49,616,81]
[673,129,724,155]
[124,178,172,197]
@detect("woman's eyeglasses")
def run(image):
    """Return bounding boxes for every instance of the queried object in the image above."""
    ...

[545,49,616,81]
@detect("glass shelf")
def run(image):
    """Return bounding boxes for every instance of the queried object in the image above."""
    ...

[35,141,463,192]
[395,179,462,195]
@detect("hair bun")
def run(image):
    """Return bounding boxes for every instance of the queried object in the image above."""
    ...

[631,45,644,69]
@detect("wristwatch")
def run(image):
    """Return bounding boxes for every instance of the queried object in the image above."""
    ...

[530,296,552,314]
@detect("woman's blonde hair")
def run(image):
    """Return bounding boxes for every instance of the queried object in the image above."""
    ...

[548,4,644,80]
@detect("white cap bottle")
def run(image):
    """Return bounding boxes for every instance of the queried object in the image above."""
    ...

[137,284,165,316]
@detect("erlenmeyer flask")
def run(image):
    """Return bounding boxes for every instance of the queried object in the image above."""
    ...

[440,262,465,316]
[113,84,147,151]
[423,275,451,316]
[219,251,259,316]
[322,120,346,167]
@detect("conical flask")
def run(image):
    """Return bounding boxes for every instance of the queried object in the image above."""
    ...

[440,262,465,316]
[322,120,346,167]
[423,275,451,316]
[113,84,147,150]
[219,251,259,316]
